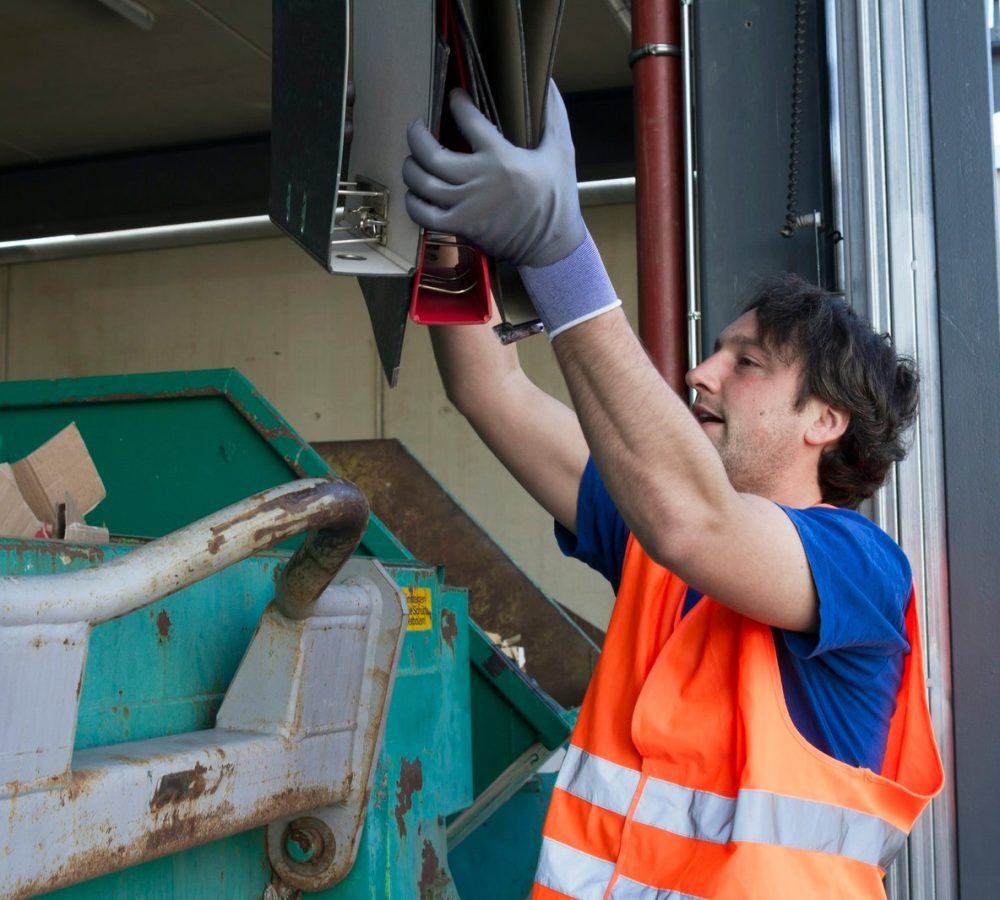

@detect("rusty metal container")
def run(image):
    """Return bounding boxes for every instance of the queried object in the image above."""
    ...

[0,371,469,898]
[0,370,582,898]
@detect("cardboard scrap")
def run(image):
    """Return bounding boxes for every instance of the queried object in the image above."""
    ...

[0,424,108,543]
[12,423,105,524]
[0,464,49,539]
[63,522,111,543]
[62,492,110,544]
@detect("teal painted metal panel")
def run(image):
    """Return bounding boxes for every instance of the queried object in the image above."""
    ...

[449,772,559,900]
[0,370,407,560]
[462,621,572,813]
[447,629,572,899]
[326,575,472,900]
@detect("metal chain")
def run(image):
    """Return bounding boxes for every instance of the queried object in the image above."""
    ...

[778,0,843,247]
[780,0,808,238]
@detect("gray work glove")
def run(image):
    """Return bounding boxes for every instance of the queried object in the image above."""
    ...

[403,81,587,269]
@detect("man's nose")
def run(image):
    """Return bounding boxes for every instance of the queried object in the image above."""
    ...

[686,353,722,394]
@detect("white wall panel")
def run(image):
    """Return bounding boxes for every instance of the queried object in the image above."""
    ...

[6,238,378,443]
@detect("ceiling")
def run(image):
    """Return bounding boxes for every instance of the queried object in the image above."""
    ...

[0,0,634,241]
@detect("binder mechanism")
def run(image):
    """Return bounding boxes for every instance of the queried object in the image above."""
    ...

[270,0,565,385]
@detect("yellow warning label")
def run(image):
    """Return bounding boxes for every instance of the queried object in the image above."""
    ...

[404,586,433,631]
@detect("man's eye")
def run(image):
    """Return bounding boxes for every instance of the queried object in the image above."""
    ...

[738,356,759,367]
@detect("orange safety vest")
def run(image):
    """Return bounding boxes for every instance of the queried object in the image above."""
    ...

[534,533,944,899]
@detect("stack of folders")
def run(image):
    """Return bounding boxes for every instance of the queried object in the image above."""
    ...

[269,0,566,384]
[410,0,566,340]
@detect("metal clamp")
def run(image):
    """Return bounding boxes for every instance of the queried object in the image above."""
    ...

[494,319,545,344]
[628,42,682,66]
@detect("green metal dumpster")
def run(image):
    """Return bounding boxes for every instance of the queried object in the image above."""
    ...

[0,370,582,898]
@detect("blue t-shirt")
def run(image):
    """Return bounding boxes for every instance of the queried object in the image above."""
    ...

[556,458,912,773]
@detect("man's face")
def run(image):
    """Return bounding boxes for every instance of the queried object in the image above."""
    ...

[685,310,813,498]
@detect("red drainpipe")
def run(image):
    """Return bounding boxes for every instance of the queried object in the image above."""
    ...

[631,0,687,394]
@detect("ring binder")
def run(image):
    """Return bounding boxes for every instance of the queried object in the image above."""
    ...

[409,0,493,326]
[409,0,566,331]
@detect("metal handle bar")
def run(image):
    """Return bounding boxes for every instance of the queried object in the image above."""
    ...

[0,478,368,627]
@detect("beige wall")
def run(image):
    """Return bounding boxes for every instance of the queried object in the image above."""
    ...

[0,204,637,629]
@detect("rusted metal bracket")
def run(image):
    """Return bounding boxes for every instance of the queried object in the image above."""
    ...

[260,556,407,892]
[0,479,407,898]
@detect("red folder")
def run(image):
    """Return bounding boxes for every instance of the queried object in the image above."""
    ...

[408,0,493,325]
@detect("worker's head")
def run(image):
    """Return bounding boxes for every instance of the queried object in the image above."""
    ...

[686,273,918,509]
[746,274,918,508]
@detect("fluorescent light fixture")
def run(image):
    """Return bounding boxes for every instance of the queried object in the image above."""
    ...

[0,216,279,264]
[0,178,635,263]
[578,176,636,205]
[0,216,274,252]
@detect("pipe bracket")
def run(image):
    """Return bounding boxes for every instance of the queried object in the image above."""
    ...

[628,43,682,66]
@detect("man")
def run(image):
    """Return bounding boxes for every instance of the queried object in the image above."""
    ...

[403,83,943,898]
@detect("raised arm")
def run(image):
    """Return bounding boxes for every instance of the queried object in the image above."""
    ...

[403,82,829,632]
[430,314,589,533]
[547,299,821,632]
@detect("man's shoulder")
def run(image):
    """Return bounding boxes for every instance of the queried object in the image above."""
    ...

[781,504,912,608]
[784,503,902,547]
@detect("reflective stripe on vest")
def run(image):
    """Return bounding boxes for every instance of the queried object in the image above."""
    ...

[535,837,616,899]
[558,745,908,869]
[555,741,640,816]
[536,837,706,900]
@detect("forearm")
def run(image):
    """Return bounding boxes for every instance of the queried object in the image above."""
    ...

[429,319,588,531]
[430,315,519,415]
[515,231,738,561]
[551,311,736,564]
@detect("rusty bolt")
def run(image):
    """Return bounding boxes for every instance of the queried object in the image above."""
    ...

[282,817,336,871]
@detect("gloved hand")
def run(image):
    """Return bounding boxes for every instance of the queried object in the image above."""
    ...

[403,81,586,269]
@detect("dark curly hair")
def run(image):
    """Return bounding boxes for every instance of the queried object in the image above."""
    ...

[743,273,919,509]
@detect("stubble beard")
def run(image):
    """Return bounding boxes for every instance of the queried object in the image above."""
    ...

[712,422,801,499]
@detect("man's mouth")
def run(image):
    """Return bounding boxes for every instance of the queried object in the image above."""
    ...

[692,404,724,425]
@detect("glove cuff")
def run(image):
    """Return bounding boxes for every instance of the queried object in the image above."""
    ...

[518,231,622,340]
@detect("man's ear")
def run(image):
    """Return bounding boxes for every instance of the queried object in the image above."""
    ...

[804,402,849,449]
